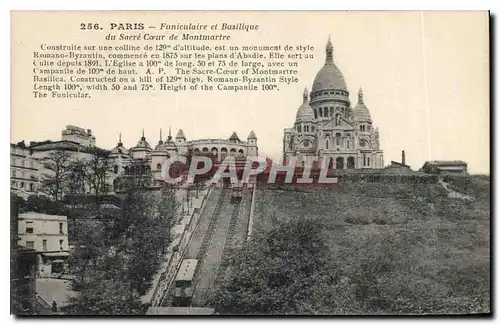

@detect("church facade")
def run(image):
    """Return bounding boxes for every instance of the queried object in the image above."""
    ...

[283,38,384,169]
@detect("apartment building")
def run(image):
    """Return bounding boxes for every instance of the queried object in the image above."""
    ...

[17,212,70,277]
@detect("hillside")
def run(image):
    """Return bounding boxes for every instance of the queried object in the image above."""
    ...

[235,176,490,315]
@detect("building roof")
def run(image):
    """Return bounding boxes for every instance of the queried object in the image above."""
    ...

[229,132,241,142]
[390,161,410,168]
[175,259,198,282]
[30,140,84,152]
[19,212,67,221]
[247,130,257,140]
[312,37,348,92]
[425,160,467,166]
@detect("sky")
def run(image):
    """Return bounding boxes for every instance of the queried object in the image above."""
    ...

[11,11,490,174]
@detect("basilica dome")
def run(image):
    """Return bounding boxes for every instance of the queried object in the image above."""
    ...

[311,38,348,93]
[353,88,372,123]
[296,88,314,122]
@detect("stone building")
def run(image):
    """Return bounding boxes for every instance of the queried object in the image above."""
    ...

[109,128,258,189]
[283,37,384,169]
[10,142,40,196]
[421,161,468,175]
[12,125,258,196]
[17,212,69,277]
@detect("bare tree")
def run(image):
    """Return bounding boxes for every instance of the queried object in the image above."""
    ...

[40,150,72,202]
[81,148,110,204]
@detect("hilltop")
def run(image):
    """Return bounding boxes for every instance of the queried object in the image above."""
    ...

[211,175,490,315]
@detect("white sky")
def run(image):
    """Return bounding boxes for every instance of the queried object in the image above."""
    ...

[11,11,490,174]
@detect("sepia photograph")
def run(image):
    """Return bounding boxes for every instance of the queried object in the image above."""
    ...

[9,10,491,316]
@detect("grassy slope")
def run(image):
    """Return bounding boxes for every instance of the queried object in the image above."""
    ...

[252,176,490,314]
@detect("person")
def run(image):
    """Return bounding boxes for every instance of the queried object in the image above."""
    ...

[51,301,57,313]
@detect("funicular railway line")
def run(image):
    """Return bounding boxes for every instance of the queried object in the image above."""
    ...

[191,190,236,306]
[162,185,253,308]
[195,189,227,261]
[213,198,242,288]
[161,187,225,306]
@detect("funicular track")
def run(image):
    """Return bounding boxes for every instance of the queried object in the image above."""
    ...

[213,199,242,288]
[160,187,225,307]
[192,188,227,283]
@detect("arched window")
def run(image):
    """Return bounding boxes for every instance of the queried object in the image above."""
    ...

[313,109,317,119]
[113,165,118,174]
[346,139,350,149]
[326,139,329,149]
[335,133,341,146]
[363,154,366,166]
[297,125,302,133]
[156,163,161,170]
[323,107,328,117]
[330,107,334,116]
[367,157,370,166]
[318,108,323,117]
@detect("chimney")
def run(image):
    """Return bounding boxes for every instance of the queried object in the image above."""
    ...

[87,129,92,136]
[402,150,406,165]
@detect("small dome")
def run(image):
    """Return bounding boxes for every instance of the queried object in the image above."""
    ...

[164,134,177,151]
[133,130,151,150]
[247,130,257,140]
[311,37,348,93]
[135,137,151,149]
[296,88,314,122]
[111,145,129,155]
[154,129,166,151]
[111,133,129,155]
[176,129,186,139]
[353,88,372,123]
[154,142,167,151]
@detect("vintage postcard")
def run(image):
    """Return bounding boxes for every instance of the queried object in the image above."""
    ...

[10,11,490,316]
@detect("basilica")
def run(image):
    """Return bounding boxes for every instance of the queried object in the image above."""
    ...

[283,37,384,169]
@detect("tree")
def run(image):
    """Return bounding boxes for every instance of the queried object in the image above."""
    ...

[67,159,87,196]
[81,148,110,204]
[157,185,179,246]
[23,195,66,215]
[66,253,143,315]
[40,150,72,202]
[207,216,345,315]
